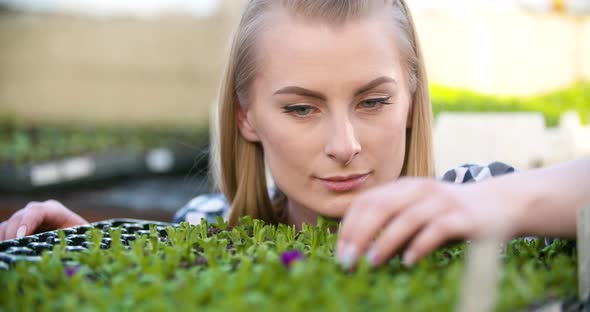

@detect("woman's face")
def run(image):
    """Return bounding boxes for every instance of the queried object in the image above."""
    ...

[238,9,412,219]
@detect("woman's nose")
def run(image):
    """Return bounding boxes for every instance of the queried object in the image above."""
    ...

[324,118,361,166]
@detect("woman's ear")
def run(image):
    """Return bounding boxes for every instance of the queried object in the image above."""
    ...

[236,101,261,142]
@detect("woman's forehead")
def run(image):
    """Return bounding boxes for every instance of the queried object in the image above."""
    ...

[254,10,405,91]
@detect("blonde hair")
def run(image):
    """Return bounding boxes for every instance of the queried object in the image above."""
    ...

[212,0,434,226]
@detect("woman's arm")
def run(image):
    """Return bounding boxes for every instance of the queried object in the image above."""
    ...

[337,157,590,269]
[503,157,590,238]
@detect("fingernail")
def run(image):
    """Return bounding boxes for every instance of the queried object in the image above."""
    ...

[366,246,378,267]
[336,240,344,258]
[337,244,358,270]
[16,225,27,238]
[402,250,415,267]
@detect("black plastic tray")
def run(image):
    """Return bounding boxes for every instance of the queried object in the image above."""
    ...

[0,144,208,191]
[0,218,177,269]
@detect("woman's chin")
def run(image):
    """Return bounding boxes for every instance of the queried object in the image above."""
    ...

[309,194,357,218]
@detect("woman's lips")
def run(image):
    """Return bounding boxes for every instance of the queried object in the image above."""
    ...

[317,173,370,192]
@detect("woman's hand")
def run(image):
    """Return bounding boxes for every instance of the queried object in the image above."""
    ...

[0,200,88,240]
[336,177,524,269]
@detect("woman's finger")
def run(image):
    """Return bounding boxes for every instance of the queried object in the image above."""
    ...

[16,203,49,237]
[337,200,394,269]
[337,178,437,268]
[5,202,46,239]
[0,200,86,241]
[367,197,449,267]
[43,199,87,229]
[403,211,473,265]
[0,221,8,240]
[4,210,27,239]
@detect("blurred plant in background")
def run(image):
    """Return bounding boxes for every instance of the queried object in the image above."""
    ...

[430,81,590,127]
[0,116,208,166]
[431,81,590,127]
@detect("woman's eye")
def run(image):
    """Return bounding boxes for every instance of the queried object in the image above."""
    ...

[283,105,315,117]
[359,96,393,109]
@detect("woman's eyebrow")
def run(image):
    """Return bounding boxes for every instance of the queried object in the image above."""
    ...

[272,76,396,100]
[273,86,327,100]
[353,76,397,96]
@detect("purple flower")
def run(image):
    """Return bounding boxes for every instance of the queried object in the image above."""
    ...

[64,265,80,278]
[281,250,305,268]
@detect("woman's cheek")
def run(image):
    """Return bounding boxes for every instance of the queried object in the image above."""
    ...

[364,117,407,183]
[259,124,316,190]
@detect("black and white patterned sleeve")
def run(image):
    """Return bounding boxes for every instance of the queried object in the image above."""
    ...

[441,161,515,184]
[172,185,278,225]
[173,193,231,225]
[441,162,560,246]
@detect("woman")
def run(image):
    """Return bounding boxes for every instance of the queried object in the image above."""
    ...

[1,0,587,270]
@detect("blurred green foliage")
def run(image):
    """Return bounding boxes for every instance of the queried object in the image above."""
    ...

[431,81,590,127]
[0,116,208,165]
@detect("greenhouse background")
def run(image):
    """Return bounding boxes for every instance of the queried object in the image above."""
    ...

[0,0,589,223]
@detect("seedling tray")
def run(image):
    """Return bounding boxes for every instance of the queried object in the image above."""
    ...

[0,217,584,311]
[0,119,209,191]
[0,122,209,191]
[0,144,207,191]
[0,219,176,267]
